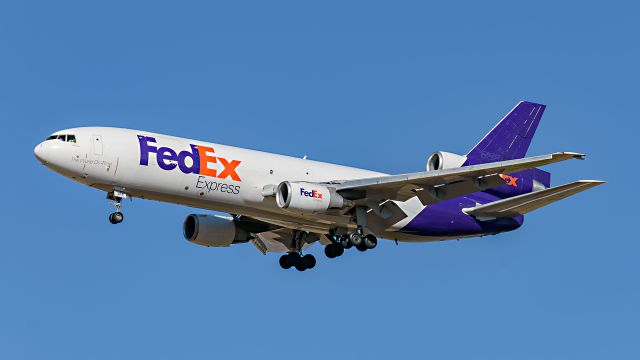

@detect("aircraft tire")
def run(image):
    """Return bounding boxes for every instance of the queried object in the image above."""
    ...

[363,234,378,249]
[356,243,368,252]
[349,233,363,247]
[340,235,352,249]
[324,244,337,258]
[288,252,301,265]
[279,255,292,269]
[109,212,124,224]
[301,254,316,270]
[334,243,344,257]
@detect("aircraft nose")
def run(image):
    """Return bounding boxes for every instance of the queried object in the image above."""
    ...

[34,142,46,163]
[34,141,58,165]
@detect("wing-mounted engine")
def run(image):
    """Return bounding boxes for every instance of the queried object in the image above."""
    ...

[275,181,349,214]
[183,214,251,247]
[426,151,467,171]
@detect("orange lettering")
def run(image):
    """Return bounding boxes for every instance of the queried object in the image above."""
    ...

[218,158,242,181]
[197,146,217,177]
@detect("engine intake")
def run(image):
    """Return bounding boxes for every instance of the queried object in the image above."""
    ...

[183,214,250,247]
[276,181,347,213]
[426,151,467,171]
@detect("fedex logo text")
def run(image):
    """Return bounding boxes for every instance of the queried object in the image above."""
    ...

[500,174,518,188]
[300,188,323,200]
[138,136,242,181]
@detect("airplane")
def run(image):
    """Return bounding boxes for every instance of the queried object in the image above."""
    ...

[33,101,603,271]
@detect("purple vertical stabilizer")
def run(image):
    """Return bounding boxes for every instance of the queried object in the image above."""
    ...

[465,101,546,165]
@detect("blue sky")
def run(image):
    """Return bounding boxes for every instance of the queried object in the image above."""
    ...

[1,1,637,359]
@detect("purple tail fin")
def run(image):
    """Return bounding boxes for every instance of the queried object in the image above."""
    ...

[465,101,546,165]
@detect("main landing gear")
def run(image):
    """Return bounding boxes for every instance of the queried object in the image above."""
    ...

[107,190,127,225]
[324,205,378,263]
[279,230,316,271]
[279,252,316,271]
[324,229,378,258]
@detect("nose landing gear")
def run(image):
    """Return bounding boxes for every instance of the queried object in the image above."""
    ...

[107,190,127,224]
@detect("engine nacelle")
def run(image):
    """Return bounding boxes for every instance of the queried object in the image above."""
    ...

[275,181,347,214]
[183,214,250,247]
[426,151,467,171]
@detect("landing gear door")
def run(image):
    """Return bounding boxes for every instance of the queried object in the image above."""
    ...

[93,135,103,155]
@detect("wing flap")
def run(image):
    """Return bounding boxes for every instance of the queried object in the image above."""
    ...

[462,180,604,218]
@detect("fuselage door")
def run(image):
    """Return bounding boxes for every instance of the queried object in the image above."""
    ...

[93,135,103,155]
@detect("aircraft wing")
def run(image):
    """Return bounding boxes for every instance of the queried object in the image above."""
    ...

[462,180,604,218]
[334,152,586,204]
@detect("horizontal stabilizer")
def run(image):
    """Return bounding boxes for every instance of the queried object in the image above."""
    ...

[462,180,604,218]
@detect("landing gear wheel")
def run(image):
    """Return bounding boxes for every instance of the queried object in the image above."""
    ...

[349,232,363,247]
[334,243,344,257]
[356,243,368,252]
[325,243,345,259]
[109,212,124,224]
[363,234,378,249]
[301,254,316,270]
[279,255,292,269]
[294,264,306,271]
[325,244,337,259]
[288,252,301,266]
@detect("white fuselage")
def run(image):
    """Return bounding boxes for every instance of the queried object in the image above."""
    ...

[35,127,432,240]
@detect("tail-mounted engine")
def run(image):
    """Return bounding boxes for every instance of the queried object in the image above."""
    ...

[426,151,467,171]
[275,181,348,214]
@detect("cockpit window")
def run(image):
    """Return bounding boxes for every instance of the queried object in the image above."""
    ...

[46,134,77,143]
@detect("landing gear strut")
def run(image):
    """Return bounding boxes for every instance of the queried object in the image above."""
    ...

[107,190,127,224]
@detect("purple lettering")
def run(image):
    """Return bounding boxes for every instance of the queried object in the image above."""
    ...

[157,147,178,170]
[177,144,201,174]
[138,136,157,166]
